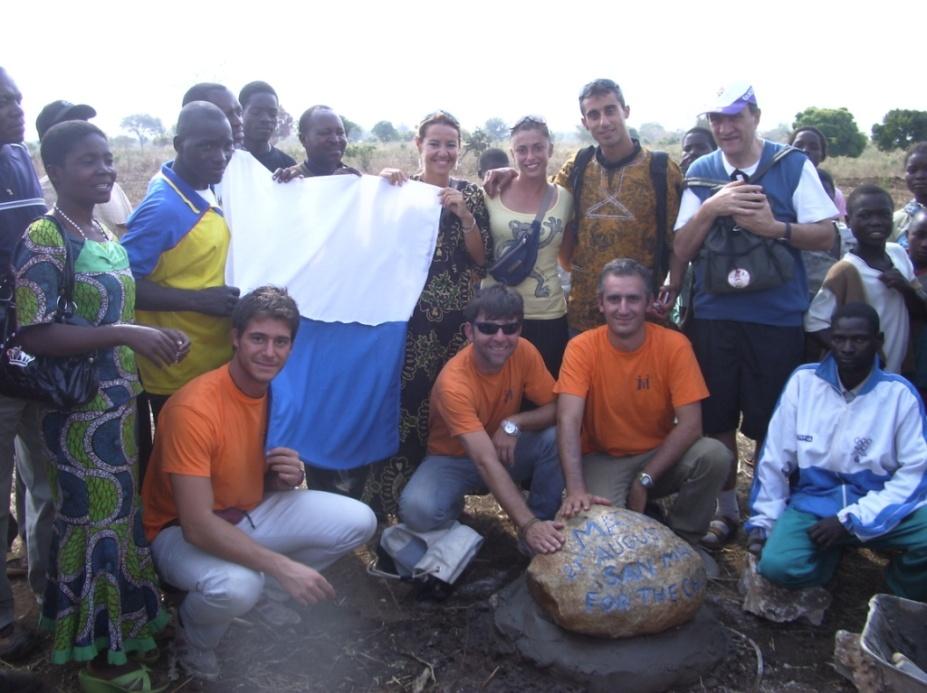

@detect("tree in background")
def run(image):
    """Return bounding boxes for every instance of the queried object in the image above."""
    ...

[341,116,363,142]
[638,122,667,145]
[792,107,866,158]
[462,128,491,159]
[276,105,294,140]
[872,110,927,152]
[120,113,165,148]
[484,117,509,142]
[372,120,400,143]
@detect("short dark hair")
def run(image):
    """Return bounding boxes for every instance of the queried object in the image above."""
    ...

[905,141,927,168]
[463,284,524,323]
[231,286,300,339]
[477,148,509,178]
[182,82,229,106]
[847,184,894,216]
[40,120,105,168]
[239,81,277,109]
[578,79,626,114]
[790,126,828,160]
[683,127,717,150]
[298,105,335,136]
[832,301,879,335]
[416,111,461,141]
[510,115,551,140]
[597,258,652,297]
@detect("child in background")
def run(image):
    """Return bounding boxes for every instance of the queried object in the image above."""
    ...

[893,142,927,245]
[805,185,922,373]
[904,210,927,398]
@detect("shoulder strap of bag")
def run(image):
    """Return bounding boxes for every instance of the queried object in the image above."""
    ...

[568,146,596,233]
[685,145,799,191]
[649,152,669,293]
[748,145,798,184]
[41,215,76,322]
[530,184,557,236]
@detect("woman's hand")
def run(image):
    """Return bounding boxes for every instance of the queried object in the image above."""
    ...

[439,187,475,228]
[379,168,408,186]
[124,325,189,367]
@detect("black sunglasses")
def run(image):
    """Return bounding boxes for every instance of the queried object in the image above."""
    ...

[474,321,521,336]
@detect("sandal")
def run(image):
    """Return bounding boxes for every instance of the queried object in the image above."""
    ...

[700,516,739,550]
[78,664,167,693]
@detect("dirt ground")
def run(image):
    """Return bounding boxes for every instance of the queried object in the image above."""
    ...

[3,437,887,693]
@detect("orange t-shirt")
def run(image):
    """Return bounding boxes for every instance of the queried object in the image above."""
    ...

[142,364,268,542]
[427,339,555,458]
[554,323,708,457]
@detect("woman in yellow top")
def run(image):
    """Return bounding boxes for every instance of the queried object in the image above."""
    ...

[483,116,573,376]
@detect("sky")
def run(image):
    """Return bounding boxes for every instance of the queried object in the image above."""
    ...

[5,1,918,143]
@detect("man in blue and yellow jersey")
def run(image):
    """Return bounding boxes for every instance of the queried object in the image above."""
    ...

[123,102,241,475]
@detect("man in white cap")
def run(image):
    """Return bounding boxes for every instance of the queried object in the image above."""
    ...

[672,82,838,549]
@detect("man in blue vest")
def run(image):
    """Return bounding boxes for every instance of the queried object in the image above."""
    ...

[673,82,838,548]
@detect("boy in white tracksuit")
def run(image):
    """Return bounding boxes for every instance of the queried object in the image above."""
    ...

[747,302,927,600]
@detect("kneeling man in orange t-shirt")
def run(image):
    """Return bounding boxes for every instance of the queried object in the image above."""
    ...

[142,286,376,681]
[399,285,566,556]
[555,259,732,547]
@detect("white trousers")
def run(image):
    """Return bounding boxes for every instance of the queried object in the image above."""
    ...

[151,489,376,651]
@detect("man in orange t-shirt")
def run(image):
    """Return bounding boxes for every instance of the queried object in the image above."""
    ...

[555,259,731,545]
[398,285,566,555]
[142,287,376,681]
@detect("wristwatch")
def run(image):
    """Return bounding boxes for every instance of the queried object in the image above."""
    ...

[638,472,655,489]
[501,419,521,438]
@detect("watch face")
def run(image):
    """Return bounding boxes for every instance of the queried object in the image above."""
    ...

[503,421,518,435]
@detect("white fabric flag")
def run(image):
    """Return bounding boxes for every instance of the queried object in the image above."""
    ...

[221,151,441,325]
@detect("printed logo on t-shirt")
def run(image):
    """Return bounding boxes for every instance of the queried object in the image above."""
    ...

[636,375,650,390]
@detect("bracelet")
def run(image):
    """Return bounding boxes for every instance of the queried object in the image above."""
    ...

[518,516,540,539]
[781,221,792,244]
[461,220,477,233]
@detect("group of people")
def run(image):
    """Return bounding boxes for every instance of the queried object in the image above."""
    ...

[1,65,926,693]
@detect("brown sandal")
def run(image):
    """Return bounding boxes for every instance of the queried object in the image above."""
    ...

[701,516,739,549]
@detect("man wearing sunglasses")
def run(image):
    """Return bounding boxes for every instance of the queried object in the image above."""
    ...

[398,285,566,555]
[555,259,731,554]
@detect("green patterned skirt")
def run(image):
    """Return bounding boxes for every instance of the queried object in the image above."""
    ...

[39,396,167,665]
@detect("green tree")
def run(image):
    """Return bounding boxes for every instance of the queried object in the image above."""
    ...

[484,117,509,142]
[792,107,866,158]
[638,122,667,145]
[872,110,927,152]
[341,116,363,142]
[372,120,399,143]
[276,105,294,140]
[120,113,165,148]
[462,128,491,159]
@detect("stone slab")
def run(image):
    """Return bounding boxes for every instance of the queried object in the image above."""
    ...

[493,574,728,693]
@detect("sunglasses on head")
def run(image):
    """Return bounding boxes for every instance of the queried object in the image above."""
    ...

[474,321,521,336]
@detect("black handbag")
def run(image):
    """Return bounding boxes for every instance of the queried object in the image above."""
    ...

[686,147,799,295]
[488,184,556,286]
[0,216,99,408]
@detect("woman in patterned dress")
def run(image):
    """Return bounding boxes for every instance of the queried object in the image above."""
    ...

[13,121,188,692]
[366,111,491,516]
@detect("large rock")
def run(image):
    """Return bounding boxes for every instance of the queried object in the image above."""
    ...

[527,506,706,638]
[494,574,728,693]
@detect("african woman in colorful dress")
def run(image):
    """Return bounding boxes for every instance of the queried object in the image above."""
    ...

[367,111,491,516]
[13,120,188,693]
